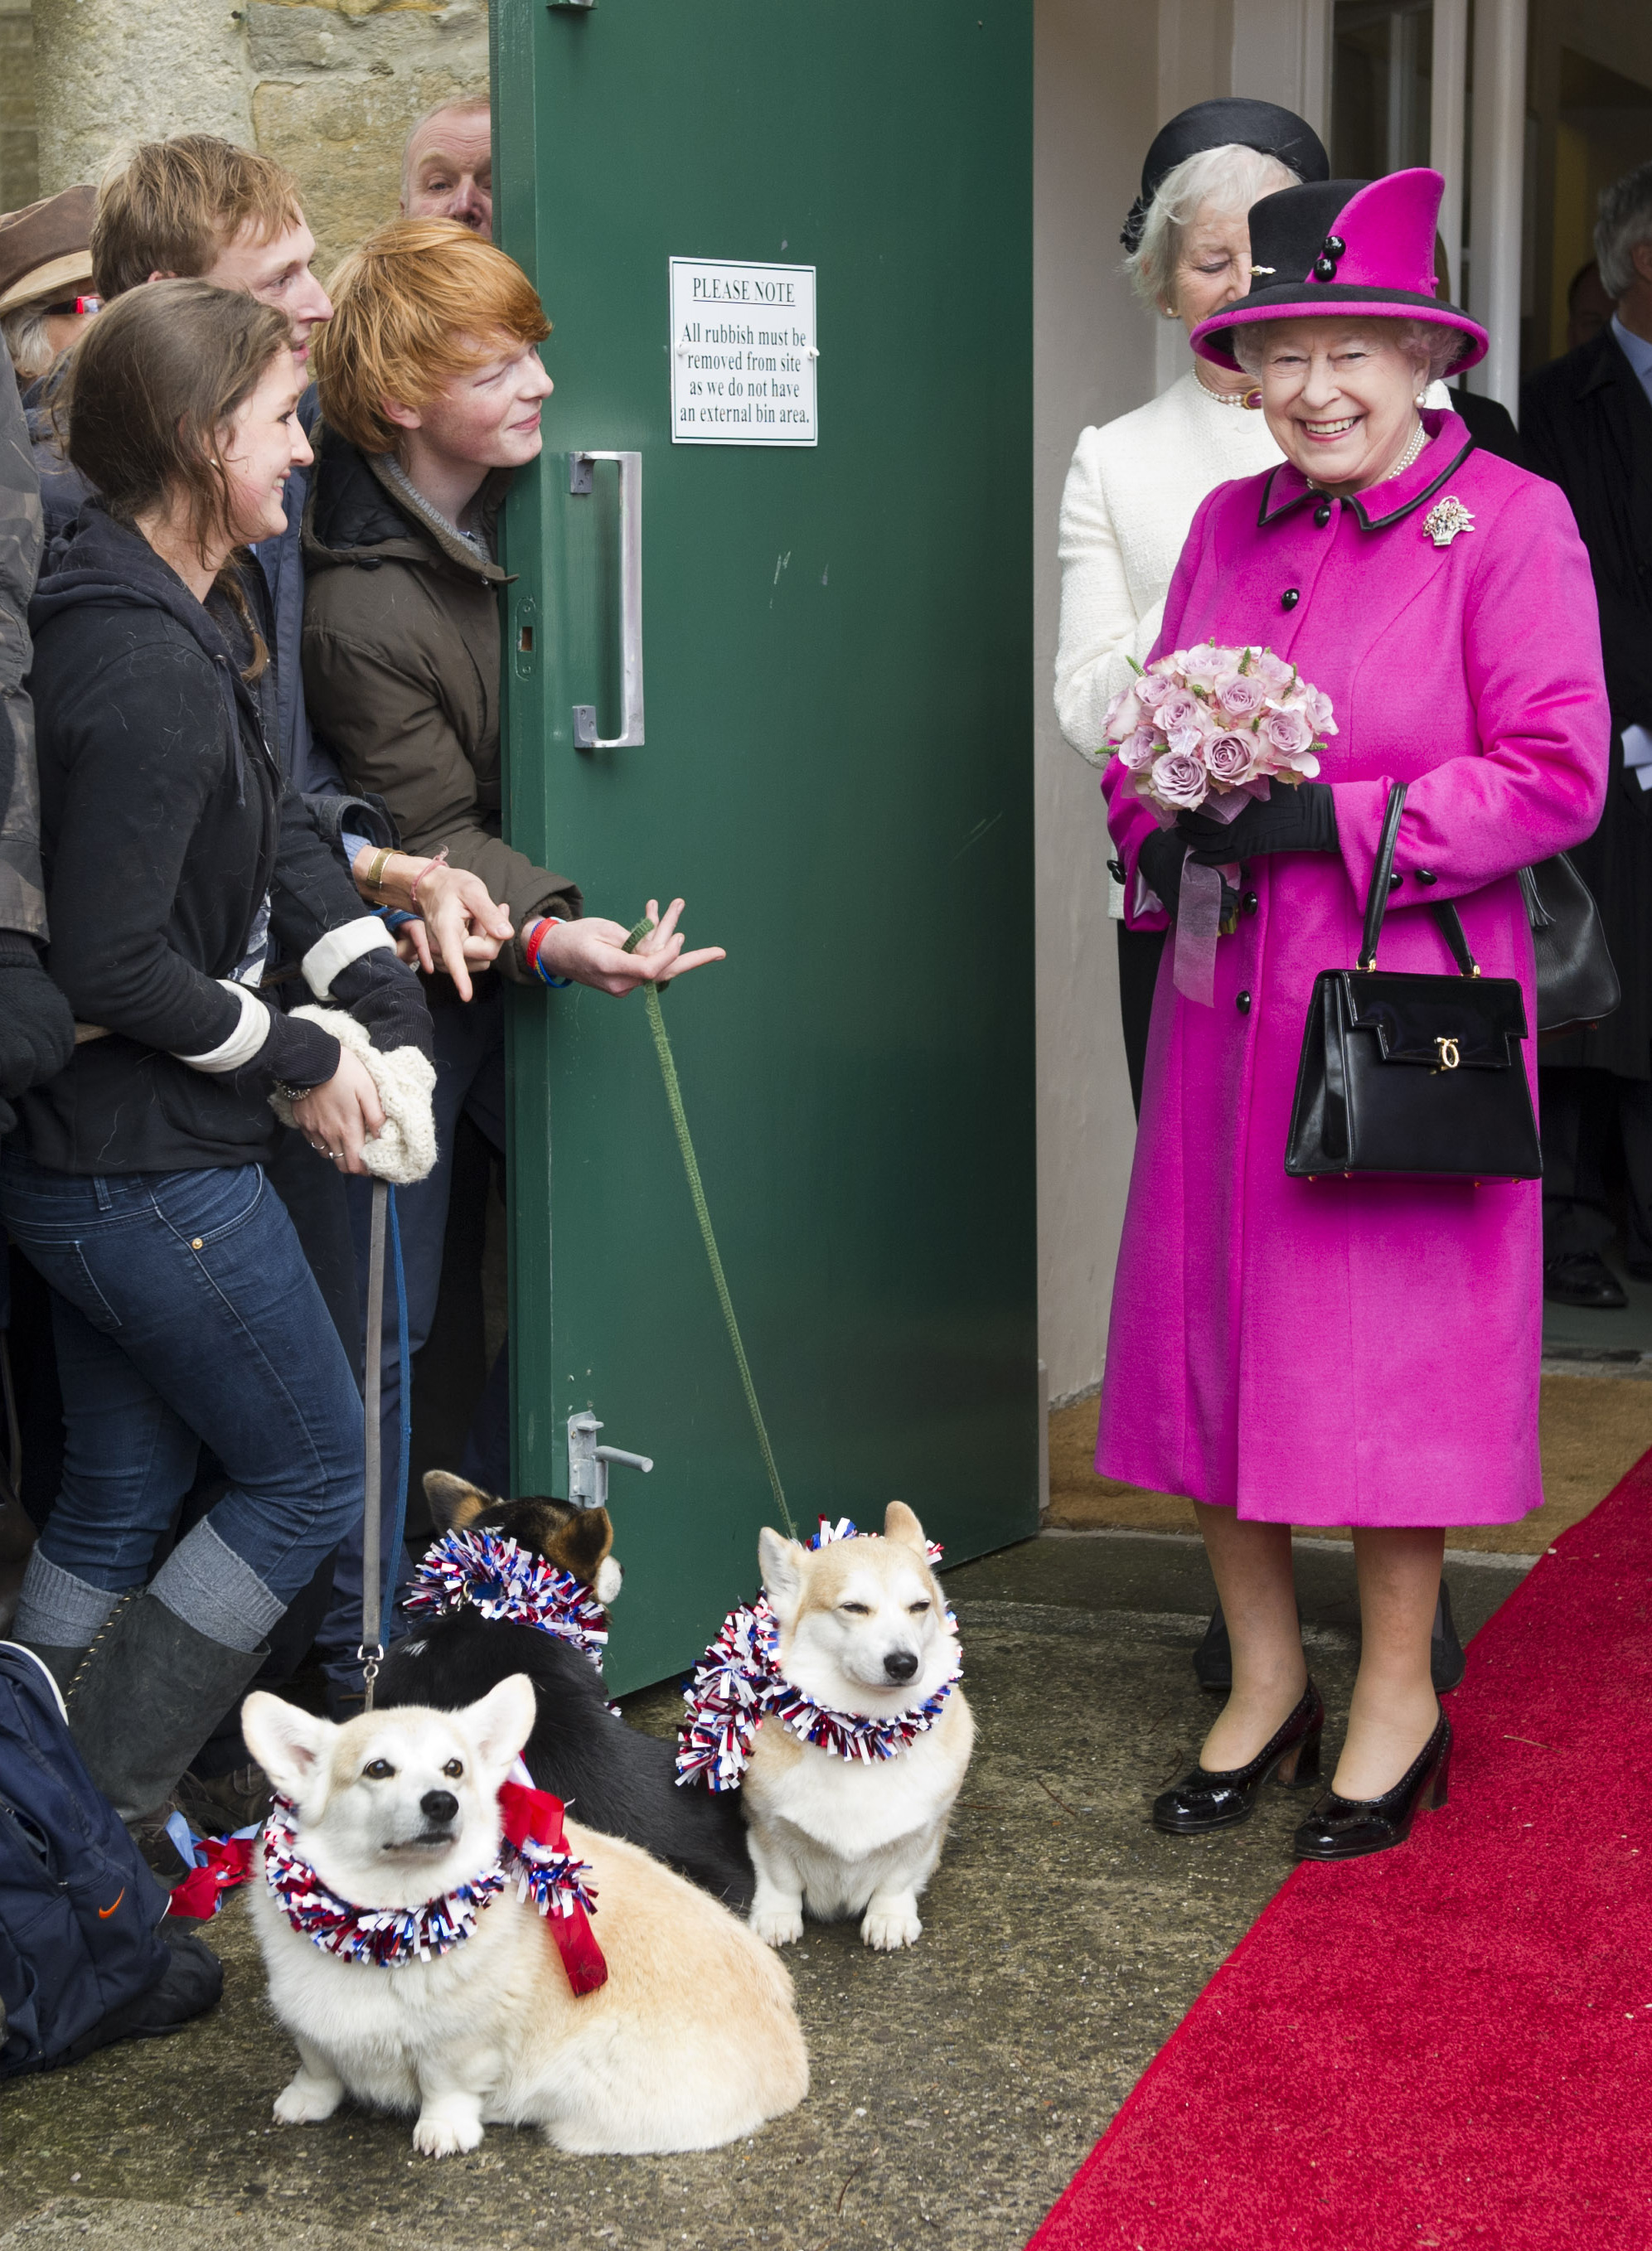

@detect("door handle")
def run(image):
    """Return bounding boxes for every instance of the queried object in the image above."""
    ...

[568,449,645,748]
[567,1409,654,1511]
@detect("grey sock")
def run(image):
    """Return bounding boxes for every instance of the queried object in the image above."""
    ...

[149,1519,283,1653]
[12,1551,121,1648]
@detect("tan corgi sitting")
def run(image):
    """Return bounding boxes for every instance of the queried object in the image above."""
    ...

[740,1503,973,1951]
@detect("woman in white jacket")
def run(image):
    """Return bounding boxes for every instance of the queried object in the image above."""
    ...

[1054,99,1328,1110]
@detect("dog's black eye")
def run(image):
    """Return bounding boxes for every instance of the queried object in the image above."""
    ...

[363,1759,395,1781]
[443,1759,464,1779]
[839,1601,871,1615]
[907,1601,930,1615]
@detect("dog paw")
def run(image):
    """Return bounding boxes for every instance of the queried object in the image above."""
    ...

[749,1903,805,1948]
[274,2074,343,2126]
[413,2112,485,2158]
[860,1902,923,1951]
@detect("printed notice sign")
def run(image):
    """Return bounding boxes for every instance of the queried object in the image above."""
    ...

[670,259,817,447]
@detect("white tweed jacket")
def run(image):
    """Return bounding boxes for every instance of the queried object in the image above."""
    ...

[1054,366,1282,767]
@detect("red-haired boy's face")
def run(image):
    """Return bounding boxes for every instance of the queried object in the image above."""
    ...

[390,334,552,475]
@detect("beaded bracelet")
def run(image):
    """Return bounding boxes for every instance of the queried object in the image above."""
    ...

[526,916,570,989]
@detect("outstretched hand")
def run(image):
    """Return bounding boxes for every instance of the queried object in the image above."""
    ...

[536,898,725,998]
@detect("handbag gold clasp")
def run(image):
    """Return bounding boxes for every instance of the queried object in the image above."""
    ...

[1434,1035,1461,1071]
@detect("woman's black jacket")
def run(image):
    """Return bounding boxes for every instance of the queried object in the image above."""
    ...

[21,505,376,1174]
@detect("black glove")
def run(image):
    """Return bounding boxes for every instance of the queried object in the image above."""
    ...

[1177,779,1336,864]
[328,946,435,1063]
[0,933,75,1104]
[1136,830,1238,927]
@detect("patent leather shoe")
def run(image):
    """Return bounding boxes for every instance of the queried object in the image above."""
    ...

[1543,1251,1626,1309]
[1432,1581,1465,1693]
[1293,1710,1451,1861]
[1153,1681,1324,1834]
[1192,1600,1232,1692]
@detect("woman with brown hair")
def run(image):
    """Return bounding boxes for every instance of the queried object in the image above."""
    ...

[2,278,431,1873]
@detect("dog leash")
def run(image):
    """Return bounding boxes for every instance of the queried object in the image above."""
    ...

[623,919,797,1541]
[360,1179,414,1711]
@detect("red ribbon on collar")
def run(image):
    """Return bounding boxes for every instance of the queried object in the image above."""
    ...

[167,1830,256,1920]
[498,1779,608,1995]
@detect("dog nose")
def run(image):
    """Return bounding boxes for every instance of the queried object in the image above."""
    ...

[883,1649,919,1684]
[420,1790,459,1825]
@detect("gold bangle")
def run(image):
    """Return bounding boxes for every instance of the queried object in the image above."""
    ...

[361,846,394,898]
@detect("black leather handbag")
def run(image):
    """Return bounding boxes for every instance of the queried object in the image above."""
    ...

[1518,854,1620,1038]
[1285,783,1542,1182]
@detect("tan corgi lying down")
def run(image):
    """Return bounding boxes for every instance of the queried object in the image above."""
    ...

[242,1677,807,2157]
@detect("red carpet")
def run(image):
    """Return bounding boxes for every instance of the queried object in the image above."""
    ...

[1030,1458,1652,2249]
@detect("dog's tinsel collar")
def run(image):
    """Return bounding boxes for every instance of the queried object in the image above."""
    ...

[405,1528,608,1670]
[262,1784,600,1977]
[675,1517,960,1793]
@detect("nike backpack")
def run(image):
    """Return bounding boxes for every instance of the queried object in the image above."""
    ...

[0,1640,176,2077]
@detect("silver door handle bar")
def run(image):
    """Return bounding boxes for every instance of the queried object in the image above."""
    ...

[567,1408,654,1511]
[569,449,645,748]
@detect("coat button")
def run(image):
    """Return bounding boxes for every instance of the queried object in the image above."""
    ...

[1236,990,1252,1014]
[1281,588,1300,610]
[1314,501,1333,528]
[1388,871,1403,890]
[1241,889,1258,916]
[1416,869,1437,885]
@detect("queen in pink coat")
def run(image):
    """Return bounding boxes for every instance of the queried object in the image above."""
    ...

[1097,168,1609,1863]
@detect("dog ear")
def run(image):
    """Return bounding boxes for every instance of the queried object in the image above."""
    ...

[758,1527,806,1619]
[466,1674,538,1774]
[242,1692,332,1804]
[544,1504,613,1587]
[424,1469,494,1532]
[883,1499,928,1554]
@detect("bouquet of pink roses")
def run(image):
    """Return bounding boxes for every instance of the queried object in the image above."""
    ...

[1104,641,1335,820]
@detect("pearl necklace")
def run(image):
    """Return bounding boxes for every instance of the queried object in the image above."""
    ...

[1194,370,1263,411]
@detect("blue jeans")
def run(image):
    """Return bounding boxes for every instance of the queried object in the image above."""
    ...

[0,1154,362,1624]
[315,985,510,1692]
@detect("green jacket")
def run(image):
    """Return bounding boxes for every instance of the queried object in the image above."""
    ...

[300,428,579,980]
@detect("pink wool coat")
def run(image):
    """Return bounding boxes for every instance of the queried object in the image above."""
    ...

[1097,411,1610,1526]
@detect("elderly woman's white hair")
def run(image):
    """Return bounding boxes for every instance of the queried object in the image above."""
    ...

[1125,144,1299,312]
[1230,315,1467,386]
[1596,160,1652,303]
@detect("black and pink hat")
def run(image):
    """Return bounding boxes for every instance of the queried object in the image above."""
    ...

[1189,167,1488,374]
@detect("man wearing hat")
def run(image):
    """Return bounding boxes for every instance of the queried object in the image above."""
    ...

[0,188,97,388]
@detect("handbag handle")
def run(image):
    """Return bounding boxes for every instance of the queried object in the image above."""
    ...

[1359,781,1478,978]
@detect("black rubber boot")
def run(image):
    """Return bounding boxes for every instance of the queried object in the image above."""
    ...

[65,1592,269,1876]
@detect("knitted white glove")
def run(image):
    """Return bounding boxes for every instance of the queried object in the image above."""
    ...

[267,1005,438,1185]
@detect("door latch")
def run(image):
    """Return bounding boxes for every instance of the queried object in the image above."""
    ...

[567,1409,653,1511]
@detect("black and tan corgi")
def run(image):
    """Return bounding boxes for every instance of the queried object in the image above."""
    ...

[374,1473,753,1907]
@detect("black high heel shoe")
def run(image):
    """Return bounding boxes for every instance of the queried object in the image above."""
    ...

[1152,1681,1325,1835]
[1292,1711,1451,1861]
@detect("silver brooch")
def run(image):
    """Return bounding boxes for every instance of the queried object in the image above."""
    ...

[1423,496,1475,548]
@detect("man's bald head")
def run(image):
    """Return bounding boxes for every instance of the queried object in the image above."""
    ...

[400,95,492,239]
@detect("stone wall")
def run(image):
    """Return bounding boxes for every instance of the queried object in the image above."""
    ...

[0,3,40,215]
[28,0,489,277]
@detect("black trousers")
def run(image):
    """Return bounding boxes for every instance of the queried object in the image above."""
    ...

[1117,923,1167,1121]
[1540,1064,1652,1268]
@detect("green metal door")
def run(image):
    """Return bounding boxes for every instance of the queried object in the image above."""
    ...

[495,0,1035,1693]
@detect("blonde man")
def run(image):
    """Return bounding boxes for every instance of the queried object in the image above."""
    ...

[303,218,721,1698]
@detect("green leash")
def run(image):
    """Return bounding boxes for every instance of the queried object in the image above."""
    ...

[623,920,797,1540]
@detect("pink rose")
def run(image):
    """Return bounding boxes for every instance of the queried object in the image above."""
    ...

[1181,642,1228,688]
[1103,685,1143,742]
[1247,650,1295,697]
[1299,684,1336,735]
[1155,690,1199,735]
[1214,672,1267,721]
[1134,670,1175,712]
[1117,724,1159,772]
[1259,704,1314,759]
[1150,749,1208,811]
[1204,733,1256,786]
